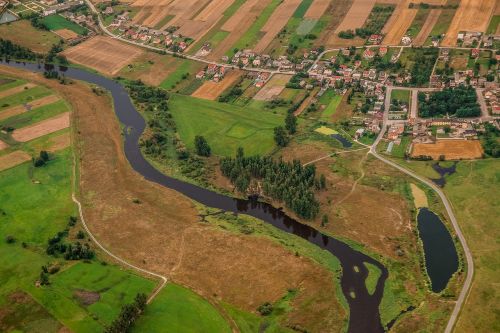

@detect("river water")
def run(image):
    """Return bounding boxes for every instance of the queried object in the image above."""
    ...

[1,61,389,332]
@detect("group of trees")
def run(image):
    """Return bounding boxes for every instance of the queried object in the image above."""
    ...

[286,72,309,89]
[105,294,147,333]
[481,123,500,157]
[418,85,481,118]
[409,48,439,86]
[220,148,325,219]
[33,150,50,167]
[46,229,95,260]
[194,135,211,157]
[0,38,39,61]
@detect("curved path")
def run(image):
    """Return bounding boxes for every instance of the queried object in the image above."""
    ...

[370,123,474,333]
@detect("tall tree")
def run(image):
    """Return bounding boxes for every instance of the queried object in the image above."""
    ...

[195,135,211,156]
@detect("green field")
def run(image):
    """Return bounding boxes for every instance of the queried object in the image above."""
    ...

[486,15,500,34]
[321,93,342,122]
[391,89,410,103]
[42,15,88,35]
[169,94,283,156]
[364,262,382,295]
[0,86,52,112]
[1,100,69,130]
[133,283,232,333]
[159,59,202,90]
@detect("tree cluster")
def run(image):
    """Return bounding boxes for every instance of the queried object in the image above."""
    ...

[194,135,211,157]
[418,85,480,118]
[286,72,309,89]
[46,230,94,260]
[220,149,325,219]
[481,123,500,157]
[105,294,147,333]
[409,48,438,86]
[0,38,39,61]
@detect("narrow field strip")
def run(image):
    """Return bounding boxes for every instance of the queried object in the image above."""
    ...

[12,112,70,142]
[0,83,36,99]
[0,95,60,121]
[0,150,31,171]
[0,139,8,151]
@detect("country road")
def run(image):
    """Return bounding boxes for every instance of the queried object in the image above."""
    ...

[370,89,474,333]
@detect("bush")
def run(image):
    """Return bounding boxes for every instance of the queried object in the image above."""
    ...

[5,235,16,244]
[257,302,273,316]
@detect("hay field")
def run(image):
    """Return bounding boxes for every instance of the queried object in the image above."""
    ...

[0,140,8,151]
[62,36,142,75]
[253,74,290,101]
[191,70,243,100]
[335,0,376,33]
[442,0,497,46]
[413,9,441,45]
[253,0,302,53]
[411,140,483,160]
[382,0,417,45]
[53,28,78,40]
[0,151,31,171]
[0,95,60,121]
[410,183,428,208]
[304,0,331,19]
[12,112,70,142]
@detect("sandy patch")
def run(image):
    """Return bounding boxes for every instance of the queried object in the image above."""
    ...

[0,150,31,171]
[12,112,70,142]
[335,0,376,33]
[62,36,143,76]
[253,74,290,101]
[191,70,243,100]
[0,83,36,99]
[410,183,428,208]
[411,140,484,160]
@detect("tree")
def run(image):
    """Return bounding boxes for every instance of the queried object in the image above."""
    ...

[194,135,211,157]
[257,302,273,316]
[321,214,329,227]
[285,113,297,134]
[273,126,289,147]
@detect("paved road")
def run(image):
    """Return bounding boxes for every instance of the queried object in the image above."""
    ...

[370,89,474,333]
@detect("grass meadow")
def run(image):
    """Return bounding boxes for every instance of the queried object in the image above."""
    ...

[169,94,283,156]
[42,14,88,35]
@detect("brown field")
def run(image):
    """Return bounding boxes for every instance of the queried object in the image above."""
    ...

[253,74,290,101]
[0,83,36,99]
[62,36,143,76]
[191,70,243,100]
[410,183,428,208]
[47,132,71,152]
[0,150,31,172]
[304,0,331,19]
[0,65,348,333]
[53,28,78,40]
[413,9,441,46]
[12,112,70,142]
[442,0,497,46]
[335,0,376,33]
[117,52,184,86]
[254,0,302,53]
[210,0,271,59]
[0,140,8,151]
[382,0,418,45]
[411,140,484,160]
[0,20,61,53]
[178,0,234,40]
[0,95,60,121]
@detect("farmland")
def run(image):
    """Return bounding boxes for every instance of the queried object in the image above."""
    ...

[42,14,88,35]
[62,36,143,76]
[191,70,243,100]
[411,140,484,160]
[168,94,283,156]
[0,20,61,53]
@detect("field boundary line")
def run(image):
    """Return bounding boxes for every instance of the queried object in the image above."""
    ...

[71,113,167,305]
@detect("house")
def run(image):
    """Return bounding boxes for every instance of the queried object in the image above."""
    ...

[471,48,480,58]
[355,128,365,139]
[379,47,387,56]
[363,49,375,59]
[401,36,412,45]
[368,34,383,44]
[104,7,114,15]
[196,71,205,79]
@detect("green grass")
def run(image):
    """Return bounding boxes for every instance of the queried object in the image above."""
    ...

[133,283,232,333]
[296,18,317,35]
[168,94,283,156]
[406,8,430,38]
[0,77,26,92]
[42,14,88,35]
[391,136,411,158]
[0,86,52,111]
[228,0,282,57]
[321,94,342,122]
[1,100,69,129]
[486,15,500,34]
[159,60,199,90]
[391,89,410,103]
[292,0,313,18]
[364,262,381,295]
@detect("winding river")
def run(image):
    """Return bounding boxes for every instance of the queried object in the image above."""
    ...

[1,61,388,333]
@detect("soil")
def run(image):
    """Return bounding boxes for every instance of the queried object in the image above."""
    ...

[382,0,418,45]
[12,112,70,142]
[0,150,31,171]
[253,74,289,101]
[0,83,36,99]
[73,289,101,306]
[335,0,376,33]
[304,0,331,19]
[191,70,243,100]
[0,94,60,121]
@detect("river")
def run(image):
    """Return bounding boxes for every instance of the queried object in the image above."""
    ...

[1,61,388,333]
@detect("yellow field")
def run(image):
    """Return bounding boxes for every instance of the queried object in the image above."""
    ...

[411,140,484,160]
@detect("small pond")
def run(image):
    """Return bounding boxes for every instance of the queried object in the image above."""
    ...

[417,208,459,293]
